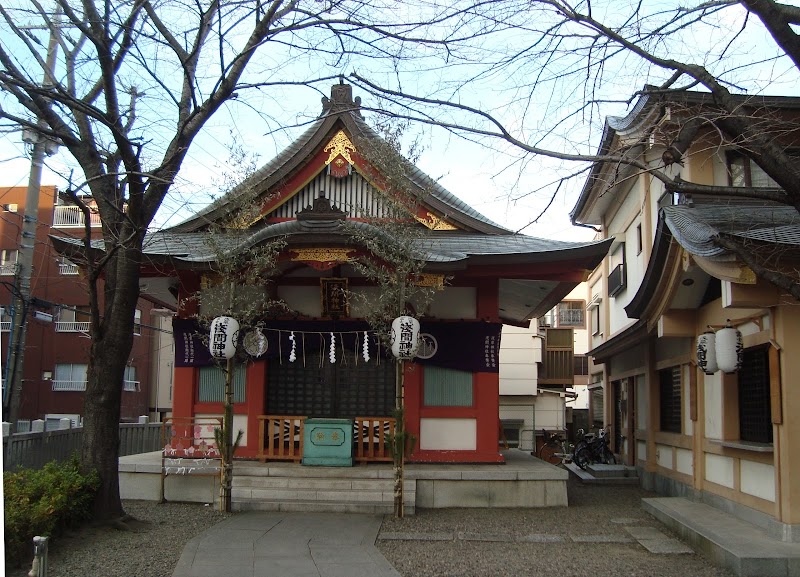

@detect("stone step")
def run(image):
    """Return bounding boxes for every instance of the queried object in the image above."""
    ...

[586,464,638,478]
[643,497,800,576]
[233,476,398,491]
[234,463,395,479]
[232,499,413,515]
[232,469,415,515]
[565,463,640,485]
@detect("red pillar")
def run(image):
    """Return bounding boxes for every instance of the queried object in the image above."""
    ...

[475,371,503,461]
[404,361,422,459]
[240,360,267,458]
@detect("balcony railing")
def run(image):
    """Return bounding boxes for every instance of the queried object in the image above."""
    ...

[52,380,139,392]
[0,321,10,332]
[0,263,16,276]
[123,380,140,392]
[59,262,79,275]
[55,321,91,332]
[558,308,584,326]
[52,205,101,228]
[52,380,87,392]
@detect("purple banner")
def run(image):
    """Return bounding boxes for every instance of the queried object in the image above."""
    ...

[172,318,503,373]
[416,322,502,373]
[173,318,213,367]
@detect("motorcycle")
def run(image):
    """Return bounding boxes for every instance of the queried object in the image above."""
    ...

[572,426,615,470]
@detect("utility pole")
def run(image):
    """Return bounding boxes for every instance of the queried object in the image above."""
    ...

[3,15,61,429]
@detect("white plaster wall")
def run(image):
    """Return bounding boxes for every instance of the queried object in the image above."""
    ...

[426,287,477,319]
[607,189,641,335]
[703,371,723,440]
[740,461,776,502]
[499,324,537,396]
[499,401,535,451]
[676,448,693,477]
[568,384,589,410]
[705,453,735,489]
[656,444,673,469]
[278,286,323,317]
[637,440,647,462]
[535,394,566,431]
[196,413,248,447]
[420,418,477,450]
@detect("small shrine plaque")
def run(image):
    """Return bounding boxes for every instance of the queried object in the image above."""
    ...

[321,277,349,317]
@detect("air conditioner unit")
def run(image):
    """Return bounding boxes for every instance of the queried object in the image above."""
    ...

[608,263,626,297]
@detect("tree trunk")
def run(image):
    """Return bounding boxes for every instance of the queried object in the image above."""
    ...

[80,245,140,521]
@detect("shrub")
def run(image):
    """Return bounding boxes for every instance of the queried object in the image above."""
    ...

[4,456,99,567]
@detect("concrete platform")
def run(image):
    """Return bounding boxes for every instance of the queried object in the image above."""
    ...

[643,497,800,576]
[120,448,568,512]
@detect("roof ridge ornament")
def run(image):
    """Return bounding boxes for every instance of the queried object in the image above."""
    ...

[320,81,363,118]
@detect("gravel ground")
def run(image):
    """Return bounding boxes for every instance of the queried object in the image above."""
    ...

[378,478,736,577]
[6,501,230,577]
[6,479,736,577]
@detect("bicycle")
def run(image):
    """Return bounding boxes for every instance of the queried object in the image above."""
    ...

[573,425,615,470]
[536,429,573,465]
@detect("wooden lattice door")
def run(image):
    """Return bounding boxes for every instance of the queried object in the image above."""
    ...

[267,352,395,418]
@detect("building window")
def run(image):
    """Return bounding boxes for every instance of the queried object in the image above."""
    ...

[636,224,643,255]
[608,243,626,297]
[123,366,139,392]
[0,249,18,276]
[423,365,473,407]
[134,309,142,336]
[52,363,88,391]
[590,304,601,336]
[659,366,682,433]
[738,346,773,444]
[56,306,91,332]
[726,151,778,188]
[198,364,246,403]
[558,301,585,328]
[590,386,604,429]
[573,355,589,376]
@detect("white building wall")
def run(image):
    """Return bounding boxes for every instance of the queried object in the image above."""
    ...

[150,310,175,421]
[499,323,538,396]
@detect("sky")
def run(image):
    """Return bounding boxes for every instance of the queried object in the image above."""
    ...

[0,86,595,241]
[0,0,796,243]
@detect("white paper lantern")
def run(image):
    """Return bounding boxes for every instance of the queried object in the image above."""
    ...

[715,325,743,373]
[209,316,239,360]
[696,331,718,375]
[390,316,420,359]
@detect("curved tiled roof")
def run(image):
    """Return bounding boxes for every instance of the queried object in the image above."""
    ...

[171,83,508,234]
[53,220,611,268]
[662,205,800,258]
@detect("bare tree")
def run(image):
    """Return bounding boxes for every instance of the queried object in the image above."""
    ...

[0,0,494,521]
[348,0,800,298]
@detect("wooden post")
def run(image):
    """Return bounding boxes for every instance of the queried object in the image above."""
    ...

[220,357,234,513]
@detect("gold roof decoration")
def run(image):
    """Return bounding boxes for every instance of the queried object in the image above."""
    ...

[415,274,445,289]
[324,131,357,166]
[415,212,458,231]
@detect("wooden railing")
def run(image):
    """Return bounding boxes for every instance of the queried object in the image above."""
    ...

[256,415,396,463]
[257,416,306,463]
[353,417,395,463]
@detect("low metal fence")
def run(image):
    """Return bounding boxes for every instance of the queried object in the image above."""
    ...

[2,422,162,471]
